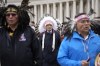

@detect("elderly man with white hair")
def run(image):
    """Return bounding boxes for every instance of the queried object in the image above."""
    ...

[38,15,61,66]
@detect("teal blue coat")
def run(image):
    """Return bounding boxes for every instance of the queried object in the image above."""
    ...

[57,30,100,66]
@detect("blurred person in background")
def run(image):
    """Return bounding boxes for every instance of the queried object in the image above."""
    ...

[38,16,61,66]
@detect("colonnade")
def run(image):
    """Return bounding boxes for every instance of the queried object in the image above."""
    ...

[6,0,100,24]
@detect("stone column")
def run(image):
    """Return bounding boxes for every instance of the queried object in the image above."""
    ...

[87,0,90,13]
[53,3,56,18]
[40,4,43,18]
[59,2,63,23]
[79,0,83,13]
[34,5,37,23]
[92,0,95,17]
[95,0,99,17]
[66,1,70,17]
[47,4,50,14]
[31,7,34,21]
[73,0,76,19]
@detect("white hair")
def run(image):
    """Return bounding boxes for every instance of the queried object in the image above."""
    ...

[38,16,58,33]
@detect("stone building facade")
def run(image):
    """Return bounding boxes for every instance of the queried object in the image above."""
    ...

[4,0,100,24]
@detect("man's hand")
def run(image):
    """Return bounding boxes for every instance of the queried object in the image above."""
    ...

[81,60,89,66]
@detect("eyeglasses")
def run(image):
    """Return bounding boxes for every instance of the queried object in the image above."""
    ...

[6,13,17,17]
[80,20,90,23]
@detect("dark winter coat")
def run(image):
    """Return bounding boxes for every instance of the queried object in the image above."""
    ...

[39,30,61,66]
[0,26,42,66]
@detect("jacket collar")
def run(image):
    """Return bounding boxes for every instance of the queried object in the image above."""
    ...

[73,30,95,40]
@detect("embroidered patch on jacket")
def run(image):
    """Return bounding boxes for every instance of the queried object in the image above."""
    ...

[9,32,14,37]
[19,33,26,41]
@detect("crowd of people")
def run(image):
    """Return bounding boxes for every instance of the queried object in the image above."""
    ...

[0,4,100,66]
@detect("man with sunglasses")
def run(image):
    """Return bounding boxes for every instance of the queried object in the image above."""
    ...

[0,4,42,66]
[57,13,100,66]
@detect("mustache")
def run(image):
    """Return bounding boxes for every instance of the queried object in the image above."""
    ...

[83,26,91,29]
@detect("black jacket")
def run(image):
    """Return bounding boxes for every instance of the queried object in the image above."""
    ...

[0,26,42,66]
[39,30,61,66]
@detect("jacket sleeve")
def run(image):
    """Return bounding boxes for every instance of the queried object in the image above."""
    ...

[0,29,2,62]
[31,31,42,66]
[57,37,82,66]
[0,29,2,61]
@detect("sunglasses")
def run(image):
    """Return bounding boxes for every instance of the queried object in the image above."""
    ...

[6,13,17,17]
